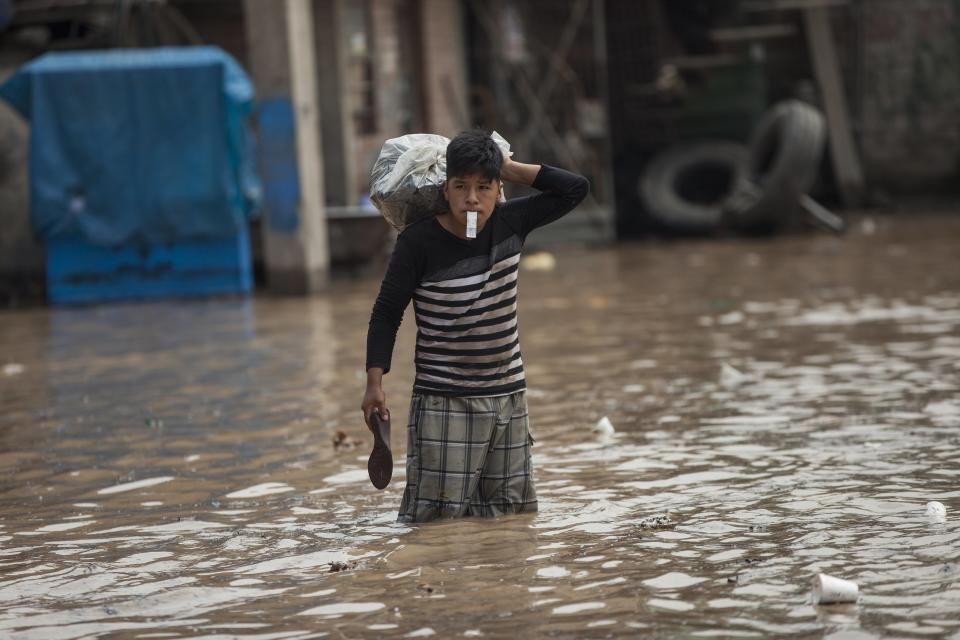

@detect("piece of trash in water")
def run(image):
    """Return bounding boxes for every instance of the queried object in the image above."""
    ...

[521,251,556,272]
[329,560,357,573]
[638,514,674,530]
[720,362,745,388]
[811,573,858,604]
[926,501,947,522]
[417,583,435,594]
[144,418,164,429]
[3,363,25,376]
[333,430,363,452]
[593,416,615,436]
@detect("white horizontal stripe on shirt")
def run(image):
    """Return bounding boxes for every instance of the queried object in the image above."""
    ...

[417,356,524,378]
[414,286,516,316]
[417,329,519,351]
[417,315,517,339]
[415,343,522,364]
[416,369,526,388]
[415,301,518,329]
[420,253,521,289]
[416,267,518,303]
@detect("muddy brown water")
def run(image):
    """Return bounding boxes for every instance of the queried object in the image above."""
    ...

[1,215,959,639]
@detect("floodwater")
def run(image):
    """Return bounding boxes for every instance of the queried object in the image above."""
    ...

[1,215,959,639]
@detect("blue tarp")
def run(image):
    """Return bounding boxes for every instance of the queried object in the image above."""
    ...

[0,46,261,245]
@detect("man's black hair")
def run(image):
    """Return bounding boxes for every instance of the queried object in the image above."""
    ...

[446,129,502,181]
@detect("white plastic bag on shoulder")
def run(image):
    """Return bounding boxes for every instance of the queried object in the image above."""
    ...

[369,131,512,231]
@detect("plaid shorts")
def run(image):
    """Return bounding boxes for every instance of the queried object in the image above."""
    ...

[398,391,538,523]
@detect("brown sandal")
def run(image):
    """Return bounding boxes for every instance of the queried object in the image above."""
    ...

[367,410,392,490]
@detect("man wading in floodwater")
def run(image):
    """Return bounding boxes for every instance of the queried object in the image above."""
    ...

[361,129,589,523]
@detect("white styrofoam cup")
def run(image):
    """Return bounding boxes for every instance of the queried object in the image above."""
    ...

[812,573,858,605]
[926,501,947,522]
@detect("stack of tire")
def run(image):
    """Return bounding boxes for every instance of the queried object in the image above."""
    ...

[639,100,839,234]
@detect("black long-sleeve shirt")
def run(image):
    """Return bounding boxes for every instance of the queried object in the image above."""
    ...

[366,164,589,397]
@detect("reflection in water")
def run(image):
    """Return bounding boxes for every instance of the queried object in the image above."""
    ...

[1,217,959,638]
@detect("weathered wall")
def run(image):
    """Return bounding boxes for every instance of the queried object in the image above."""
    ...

[0,54,44,293]
[858,0,960,192]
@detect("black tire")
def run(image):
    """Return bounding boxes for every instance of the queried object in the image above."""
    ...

[727,100,826,229]
[638,141,749,233]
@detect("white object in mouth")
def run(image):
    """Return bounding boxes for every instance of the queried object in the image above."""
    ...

[466,211,478,238]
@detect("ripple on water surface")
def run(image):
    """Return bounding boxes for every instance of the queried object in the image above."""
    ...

[1,219,959,637]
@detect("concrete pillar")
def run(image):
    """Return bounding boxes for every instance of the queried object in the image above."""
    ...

[313,0,358,207]
[243,0,329,294]
[370,0,405,137]
[418,0,470,136]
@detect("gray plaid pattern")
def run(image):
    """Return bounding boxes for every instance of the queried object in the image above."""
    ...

[398,391,538,523]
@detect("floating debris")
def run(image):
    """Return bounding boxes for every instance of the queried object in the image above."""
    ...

[592,416,616,436]
[926,501,947,523]
[329,560,358,573]
[520,252,556,272]
[2,363,24,376]
[720,362,745,389]
[812,573,858,605]
[638,515,675,530]
[333,430,363,452]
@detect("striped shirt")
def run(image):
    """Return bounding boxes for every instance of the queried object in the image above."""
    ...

[366,165,589,397]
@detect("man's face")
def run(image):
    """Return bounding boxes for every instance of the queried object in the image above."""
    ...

[443,173,501,229]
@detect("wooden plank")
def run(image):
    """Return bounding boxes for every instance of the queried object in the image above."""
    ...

[662,54,743,70]
[710,24,796,42]
[803,5,865,206]
[743,0,848,11]
[286,0,330,285]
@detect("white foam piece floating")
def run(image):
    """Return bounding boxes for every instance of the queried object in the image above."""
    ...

[926,501,947,522]
[592,416,615,436]
[811,573,858,604]
[720,362,746,388]
[2,363,25,376]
